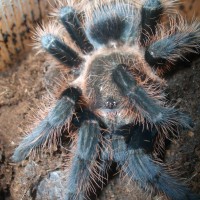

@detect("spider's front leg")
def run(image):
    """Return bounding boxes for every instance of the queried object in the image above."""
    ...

[65,110,102,199]
[12,87,81,162]
[112,65,193,129]
[113,125,200,200]
[122,150,200,200]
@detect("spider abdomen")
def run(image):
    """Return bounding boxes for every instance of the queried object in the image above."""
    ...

[86,3,141,47]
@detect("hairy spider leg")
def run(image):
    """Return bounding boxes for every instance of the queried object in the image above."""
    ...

[12,88,80,162]
[102,124,200,200]
[59,7,94,54]
[41,34,83,67]
[121,149,200,200]
[114,123,157,153]
[112,64,193,129]
[140,0,163,45]
[65,111,102,199]
[110,124,155,163]
[145,23,200,67]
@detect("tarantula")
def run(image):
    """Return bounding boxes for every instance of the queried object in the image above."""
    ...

[12,0,200,199]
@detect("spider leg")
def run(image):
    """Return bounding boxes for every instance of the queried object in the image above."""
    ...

[41,34,83,67]
[112,126,200,200]
[65,111,102,199]
[12,87,81,162]
[112,65,193,129]
[115,123,157,153]
[59,7,94,54]
[140,0,163,45]
[122,150,200,200]
[145,22,200,67]
[122,149,199,200]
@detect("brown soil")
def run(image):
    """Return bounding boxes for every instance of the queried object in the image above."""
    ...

[0,48,200,200]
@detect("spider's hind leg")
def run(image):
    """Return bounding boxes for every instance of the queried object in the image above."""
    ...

[12,87,81,162]
[41,34,83,67]
[145,20,200,68]
[140,0,164,45]
[59,7,94,54]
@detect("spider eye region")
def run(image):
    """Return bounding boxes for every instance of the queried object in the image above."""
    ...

[85,52,134,110]
[105,98,117,109]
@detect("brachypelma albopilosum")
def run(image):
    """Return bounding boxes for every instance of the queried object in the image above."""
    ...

[12,0,200,199]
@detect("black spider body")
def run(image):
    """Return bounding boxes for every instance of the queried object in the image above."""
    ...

[13,0,200,199]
